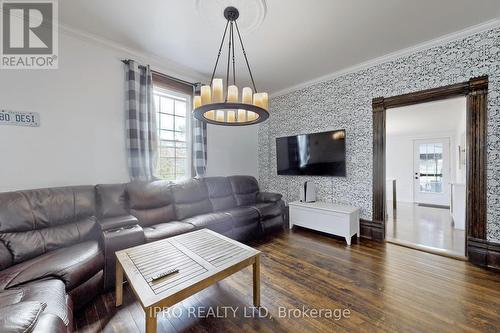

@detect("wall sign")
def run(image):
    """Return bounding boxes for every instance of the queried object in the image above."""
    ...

[0,110,40,127]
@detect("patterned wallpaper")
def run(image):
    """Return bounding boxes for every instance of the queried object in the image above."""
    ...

[258,27,500,242]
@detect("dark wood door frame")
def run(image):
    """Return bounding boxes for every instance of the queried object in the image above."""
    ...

[367,76,490,265]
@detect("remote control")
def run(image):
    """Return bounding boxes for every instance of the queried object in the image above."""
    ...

[150,268,179,282]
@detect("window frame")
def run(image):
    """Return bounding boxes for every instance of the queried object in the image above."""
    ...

[153,86,193,181]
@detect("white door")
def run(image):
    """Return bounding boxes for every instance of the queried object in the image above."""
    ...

[413,138,450,206]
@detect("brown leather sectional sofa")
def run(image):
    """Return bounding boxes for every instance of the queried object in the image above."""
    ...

[0,176,285,332]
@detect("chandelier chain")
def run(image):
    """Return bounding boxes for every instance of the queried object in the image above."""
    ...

[210,20,230,85]
[234,21,257,93]
[231,22,236,86]
[225,22,232,102]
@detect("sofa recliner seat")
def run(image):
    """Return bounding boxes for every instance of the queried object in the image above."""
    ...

[19,279,72,327]
[224,206,260,228]
[0,186,105,333]
[183,212,234,234]
[0,240,103,292]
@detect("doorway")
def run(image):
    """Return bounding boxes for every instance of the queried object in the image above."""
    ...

[369,76,488,265]
[385,98,466,257]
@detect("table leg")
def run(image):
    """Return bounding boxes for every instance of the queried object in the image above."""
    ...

[146,307,158,333]
[115,261,123,307]
[253,254,261,307]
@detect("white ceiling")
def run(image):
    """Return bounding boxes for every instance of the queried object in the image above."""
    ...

[386,97,466,136]
[59,0,500,94]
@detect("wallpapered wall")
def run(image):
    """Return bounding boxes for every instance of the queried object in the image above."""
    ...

[258,27,500,242]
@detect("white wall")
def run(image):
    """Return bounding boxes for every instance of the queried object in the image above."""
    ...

[454,109,467,184]
[206,124,259,178]
[0,33,129,192]
[0,32,258,192]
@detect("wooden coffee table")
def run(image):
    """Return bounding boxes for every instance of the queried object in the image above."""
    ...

[115,229,261,333]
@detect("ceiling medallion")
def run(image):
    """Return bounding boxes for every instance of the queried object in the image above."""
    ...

[195,0,267,33]
[193,6,269,126]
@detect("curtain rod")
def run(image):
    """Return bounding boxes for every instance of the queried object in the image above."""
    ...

[121,59,199,87]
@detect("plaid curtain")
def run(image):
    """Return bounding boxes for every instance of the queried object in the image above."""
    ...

[193,83,207,177]
[124,60,158,180]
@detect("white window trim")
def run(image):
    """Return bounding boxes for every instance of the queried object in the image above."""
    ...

[153,86,193,180]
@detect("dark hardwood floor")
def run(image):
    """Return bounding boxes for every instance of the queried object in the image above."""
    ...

[75,228,500,333]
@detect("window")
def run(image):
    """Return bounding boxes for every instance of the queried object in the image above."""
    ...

[154,87,192,181]
[418,143,443,193]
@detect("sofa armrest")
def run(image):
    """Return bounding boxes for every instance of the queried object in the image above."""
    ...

[102,225,144,290]
[98,215,139,231]
[257,191,283,203]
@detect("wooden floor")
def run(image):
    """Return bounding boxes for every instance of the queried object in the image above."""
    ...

[386,201,466,256]
[75,228,500,333]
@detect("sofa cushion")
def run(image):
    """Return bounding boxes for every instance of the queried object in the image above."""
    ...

[223,207,260,228]
[0,217,98,265]
[95,183,128,218]
[183,212,233,234]
[20,279,70,326]
[0,241,103,292]
[0,289,24,307]
[0,301,46,333]
[127,180,176,227]
[32,313,66,333]
[0,186,98,266]
[0,241,12,271]
[253,202,283,219]
[172,179,213,220]
[143,222,195,243]
[0,186,95,233]
[204,177,237,211]
[228,176,259,206]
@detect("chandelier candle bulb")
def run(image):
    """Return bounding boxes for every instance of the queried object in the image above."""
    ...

[227,110,236,122]
[253,93,264,108]
[261,92,269,110]
[237,109,247,122]
[216,110,225,122]
[212,78,224,103]
[193,96,202,109]
[205,111,215,120]
[201,85,212,105]
[242,87,253,104]
[227,85,238,102]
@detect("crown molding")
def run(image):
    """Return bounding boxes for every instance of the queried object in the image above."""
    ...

[270,18,500,98]
[58,23,206,84]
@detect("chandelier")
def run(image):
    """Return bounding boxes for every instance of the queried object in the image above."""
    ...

[193,7,269,126]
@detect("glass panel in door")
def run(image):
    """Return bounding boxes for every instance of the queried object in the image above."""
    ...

[418,143,443,193]
[413,138,450,206]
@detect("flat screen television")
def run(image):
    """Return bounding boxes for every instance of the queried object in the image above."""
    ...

[276,129,346,176]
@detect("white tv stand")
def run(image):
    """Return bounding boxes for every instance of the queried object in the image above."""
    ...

[288,201,360,245]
